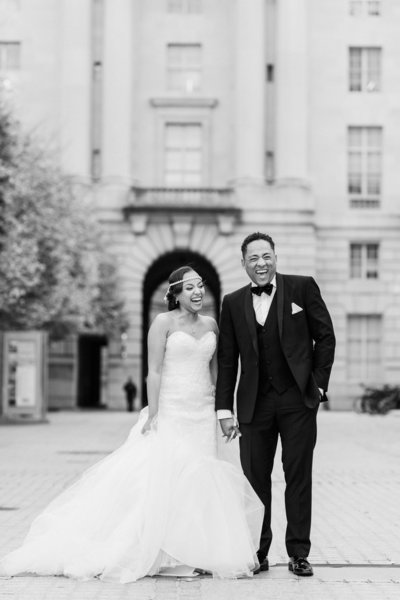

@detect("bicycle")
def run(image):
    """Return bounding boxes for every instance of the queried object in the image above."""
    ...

[355,385,400,415]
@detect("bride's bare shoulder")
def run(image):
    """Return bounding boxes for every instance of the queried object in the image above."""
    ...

[149,312,175,336]
[200,315,219,335]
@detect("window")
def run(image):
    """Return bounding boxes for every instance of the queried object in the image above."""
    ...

[164,123,203,186]
[167,44,202,93]
[266,64,274,82]
[91,149,101,181]
[347,315,382,382]
[167,0,202,13]
[0,0,20,11]
[349,0,381,16]
[49,339,75,356]
[349,47,381,92]
[265,151,275,183]
[0,42,20,70]
[367,0,381,15]
[349,0,363,15]
[350,243,379,278]
[348,127,382,207]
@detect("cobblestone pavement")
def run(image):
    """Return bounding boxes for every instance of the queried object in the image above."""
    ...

[1,409,400,599]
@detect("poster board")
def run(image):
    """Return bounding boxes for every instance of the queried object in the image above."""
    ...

[1,331,48,422]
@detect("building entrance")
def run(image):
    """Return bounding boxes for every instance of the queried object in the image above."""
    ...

[77,334,107,408]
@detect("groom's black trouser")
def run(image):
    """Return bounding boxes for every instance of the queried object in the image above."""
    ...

[239,384,318,558]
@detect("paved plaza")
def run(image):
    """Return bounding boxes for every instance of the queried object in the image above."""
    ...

[1,408,400,599]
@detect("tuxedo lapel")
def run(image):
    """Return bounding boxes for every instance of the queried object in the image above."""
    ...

[243,286,258,356]
[276,273,284,340]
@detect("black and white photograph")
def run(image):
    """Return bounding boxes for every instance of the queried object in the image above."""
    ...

[0,1,399,598]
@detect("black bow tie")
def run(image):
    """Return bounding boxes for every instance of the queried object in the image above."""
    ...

[251,283,274,296]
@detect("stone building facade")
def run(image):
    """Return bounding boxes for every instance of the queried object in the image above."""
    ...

[1,0,399,409]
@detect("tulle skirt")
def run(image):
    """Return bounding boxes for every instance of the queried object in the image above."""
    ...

[0,409,263,583]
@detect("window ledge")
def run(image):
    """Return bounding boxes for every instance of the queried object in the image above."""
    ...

[150,97,218,109]
[349,198,381,209]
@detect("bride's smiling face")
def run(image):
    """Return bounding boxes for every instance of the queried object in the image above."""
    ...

[176,271,205,313]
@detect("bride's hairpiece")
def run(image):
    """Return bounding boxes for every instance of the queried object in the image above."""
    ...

[163,275,203,303]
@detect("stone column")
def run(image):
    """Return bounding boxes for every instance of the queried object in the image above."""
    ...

[275,0,308,183]
[60,0,92,178]
[102,0,134,182]
[234,0,266,184]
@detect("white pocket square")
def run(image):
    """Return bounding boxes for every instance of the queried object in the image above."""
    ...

[291,302,303,315]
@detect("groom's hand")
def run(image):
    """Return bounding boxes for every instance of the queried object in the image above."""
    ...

[219,417,241,442]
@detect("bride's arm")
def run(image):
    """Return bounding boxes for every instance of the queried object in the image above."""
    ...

[210,350,218,387]
[142,314,168,434]
[209,318,219,387]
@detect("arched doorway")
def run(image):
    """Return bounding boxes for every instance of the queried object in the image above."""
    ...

[141,251,221,406]
[77,333,108,408]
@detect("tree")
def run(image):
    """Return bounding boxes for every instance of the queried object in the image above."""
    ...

[0,105,129,338]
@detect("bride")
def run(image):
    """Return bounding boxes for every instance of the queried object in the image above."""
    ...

[0,266,263,583]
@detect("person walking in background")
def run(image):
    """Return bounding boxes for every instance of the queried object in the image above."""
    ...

[123,376,137,412]
[216,232,336,577]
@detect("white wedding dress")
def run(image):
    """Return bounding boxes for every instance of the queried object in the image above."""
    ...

[0,331,263,583]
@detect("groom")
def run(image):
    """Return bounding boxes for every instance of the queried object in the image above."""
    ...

[216,232,335,577]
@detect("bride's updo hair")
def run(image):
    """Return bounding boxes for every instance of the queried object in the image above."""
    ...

[165,266,196,311]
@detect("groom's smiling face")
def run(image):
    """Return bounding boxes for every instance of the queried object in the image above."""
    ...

[242,239,277,287]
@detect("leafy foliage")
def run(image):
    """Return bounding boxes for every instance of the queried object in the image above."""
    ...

[0,106,129,338]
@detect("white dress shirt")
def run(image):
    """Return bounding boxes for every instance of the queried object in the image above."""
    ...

[252,275,277,325]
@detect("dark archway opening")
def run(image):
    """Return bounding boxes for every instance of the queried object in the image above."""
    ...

[77,334,108,408]
[141,251,221,407]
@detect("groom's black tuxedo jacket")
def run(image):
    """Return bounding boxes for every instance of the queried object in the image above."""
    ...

[216,273,336,424]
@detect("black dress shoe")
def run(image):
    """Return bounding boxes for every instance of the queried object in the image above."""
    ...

[253,553,269,574]
[288,557,313,577]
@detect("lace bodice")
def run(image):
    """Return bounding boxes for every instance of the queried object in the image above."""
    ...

[159,331,215,405]
[157,330,217,454]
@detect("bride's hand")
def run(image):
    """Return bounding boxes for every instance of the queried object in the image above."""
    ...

[141,416,156,435]
[219,417,241,442]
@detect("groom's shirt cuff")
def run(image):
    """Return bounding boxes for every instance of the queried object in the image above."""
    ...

[217,409,233,420]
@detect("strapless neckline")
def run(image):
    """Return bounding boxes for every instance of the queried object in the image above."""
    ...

[167,330,216,343]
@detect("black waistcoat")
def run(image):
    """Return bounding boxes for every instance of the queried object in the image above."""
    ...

[256,294,296,395]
